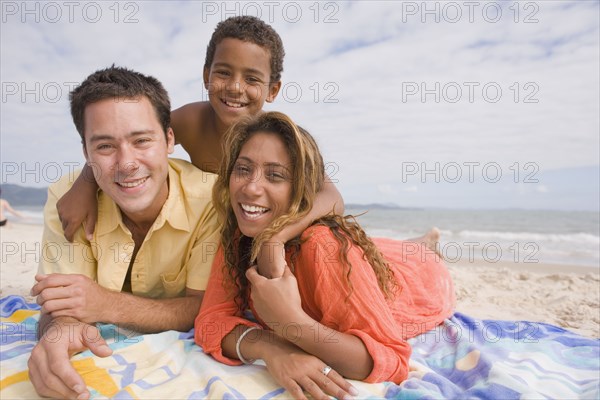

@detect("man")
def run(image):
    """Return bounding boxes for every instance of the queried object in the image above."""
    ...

[28,66,219,399]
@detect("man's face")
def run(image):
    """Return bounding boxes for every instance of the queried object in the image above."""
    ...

[83,96,174,223]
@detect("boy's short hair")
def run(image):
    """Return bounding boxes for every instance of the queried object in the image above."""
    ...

[70,65,171,141]
[204,16,285,83]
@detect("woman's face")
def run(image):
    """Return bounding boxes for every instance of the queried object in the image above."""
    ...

[229,131,293,238]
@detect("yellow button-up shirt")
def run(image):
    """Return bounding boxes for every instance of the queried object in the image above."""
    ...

[39,159,220,298]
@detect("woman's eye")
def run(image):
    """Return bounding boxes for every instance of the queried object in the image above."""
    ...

[234,164,251,175]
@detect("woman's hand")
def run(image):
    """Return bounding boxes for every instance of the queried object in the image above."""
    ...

[263,341,359,400]
[246,265,307,333]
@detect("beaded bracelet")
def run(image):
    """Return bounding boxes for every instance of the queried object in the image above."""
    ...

[236,326,260,365]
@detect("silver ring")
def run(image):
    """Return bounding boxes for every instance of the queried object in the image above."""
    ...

[322,365,332,376]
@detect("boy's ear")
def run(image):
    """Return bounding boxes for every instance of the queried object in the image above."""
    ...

[266,81,282,103]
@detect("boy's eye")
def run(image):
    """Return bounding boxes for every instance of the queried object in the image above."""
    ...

[246,76,261,84]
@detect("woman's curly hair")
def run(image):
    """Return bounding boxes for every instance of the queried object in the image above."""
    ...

[212,112,398,312]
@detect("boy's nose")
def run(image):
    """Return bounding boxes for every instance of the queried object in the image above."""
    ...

[225,78,243,94]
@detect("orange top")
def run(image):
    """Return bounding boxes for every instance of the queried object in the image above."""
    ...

[195,225,455,383]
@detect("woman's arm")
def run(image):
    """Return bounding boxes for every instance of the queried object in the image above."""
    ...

[195,248,358,400]
[257,177,344,278]
[250,227,412,383]
[246,266,373,380]
[222,324,358,400]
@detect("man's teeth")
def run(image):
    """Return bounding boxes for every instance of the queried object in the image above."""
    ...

[241,204,268,214]
[118,177,147,188]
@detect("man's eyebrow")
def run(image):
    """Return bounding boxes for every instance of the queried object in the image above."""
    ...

[88,130,156,143]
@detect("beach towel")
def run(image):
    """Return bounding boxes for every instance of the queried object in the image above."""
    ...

[1,295,598,399]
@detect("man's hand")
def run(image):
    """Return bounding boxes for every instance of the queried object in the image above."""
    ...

[32,274,113,324]
[28,318,112,399]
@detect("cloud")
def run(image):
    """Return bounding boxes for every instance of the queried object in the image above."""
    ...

[1,1,598,211]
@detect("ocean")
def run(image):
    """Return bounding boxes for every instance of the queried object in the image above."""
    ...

[17,206,600,269]
[346,207,600,269]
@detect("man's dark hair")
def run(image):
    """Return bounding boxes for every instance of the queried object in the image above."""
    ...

[70,65,171,141]
[204,16,285,83]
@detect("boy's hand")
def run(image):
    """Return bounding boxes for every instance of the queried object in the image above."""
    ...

[57,164,99,242]
[256,239,286,278]
[57,191,97,242]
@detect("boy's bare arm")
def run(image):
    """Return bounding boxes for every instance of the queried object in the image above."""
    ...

[56,163,98,242]
[257,177,344,278]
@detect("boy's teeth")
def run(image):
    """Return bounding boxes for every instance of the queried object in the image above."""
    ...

[241,204,268,213]
[224,100,245,108]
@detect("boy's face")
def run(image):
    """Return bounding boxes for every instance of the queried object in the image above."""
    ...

[82,96,175,224]
[204,38,281,128]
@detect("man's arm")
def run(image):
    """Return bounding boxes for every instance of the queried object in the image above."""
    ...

[257,177,344,278]
[33,274,203,333]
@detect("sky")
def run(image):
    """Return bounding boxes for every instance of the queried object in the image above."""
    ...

[1,0,599,210]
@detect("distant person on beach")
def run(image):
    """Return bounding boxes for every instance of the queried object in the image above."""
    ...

[0,189,25,227]
[28,66,220,400]
[54,15,440,277]
[195,112,455,399]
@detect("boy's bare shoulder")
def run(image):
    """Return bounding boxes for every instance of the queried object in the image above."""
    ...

[171,101,221,174]
[171,101,211,143]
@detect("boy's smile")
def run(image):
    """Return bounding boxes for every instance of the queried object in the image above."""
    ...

[204,38,281,130]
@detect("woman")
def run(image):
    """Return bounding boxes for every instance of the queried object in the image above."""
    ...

[195,112,455,400]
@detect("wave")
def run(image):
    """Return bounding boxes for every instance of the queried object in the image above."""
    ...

[453,230,600,245]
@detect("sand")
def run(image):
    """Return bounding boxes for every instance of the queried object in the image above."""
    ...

[1,223,599,338]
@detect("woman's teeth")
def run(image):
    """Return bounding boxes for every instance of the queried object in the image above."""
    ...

[241,203,269,219]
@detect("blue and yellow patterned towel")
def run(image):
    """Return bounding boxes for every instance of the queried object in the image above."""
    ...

[1,295,598,399]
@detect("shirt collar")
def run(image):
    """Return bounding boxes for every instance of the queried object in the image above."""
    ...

[95,160,191,237]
